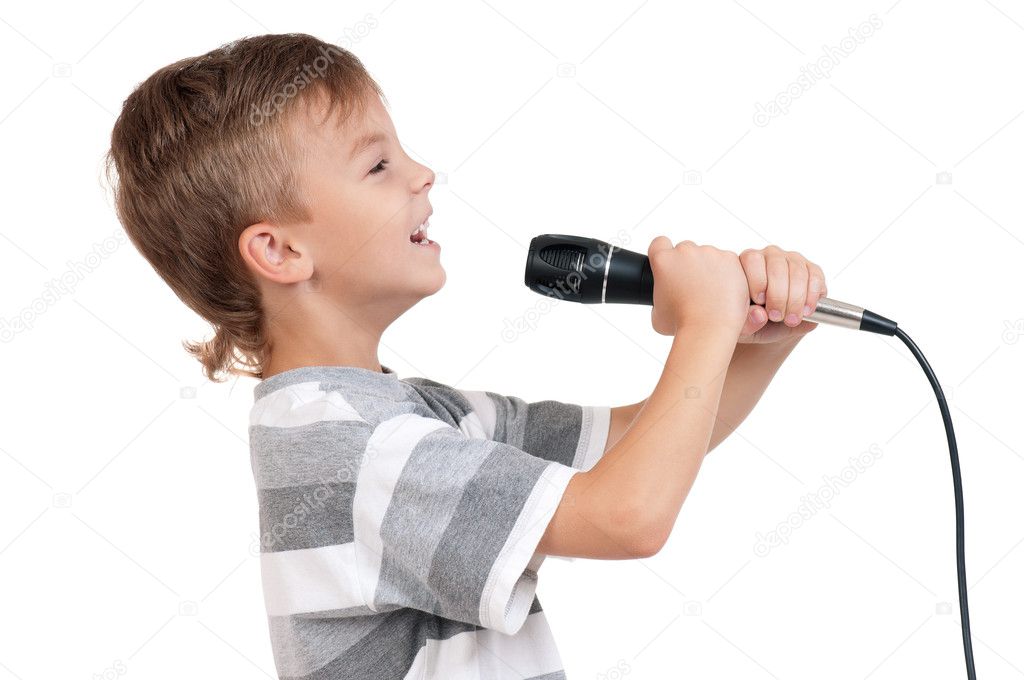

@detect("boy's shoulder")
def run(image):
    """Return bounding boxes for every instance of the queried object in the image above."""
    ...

[248,363,480,434]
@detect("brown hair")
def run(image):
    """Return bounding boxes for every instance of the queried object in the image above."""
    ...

[104,33,386,382]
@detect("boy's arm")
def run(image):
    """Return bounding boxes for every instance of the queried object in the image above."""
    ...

[606,336,804,455]
[538,324,741,560]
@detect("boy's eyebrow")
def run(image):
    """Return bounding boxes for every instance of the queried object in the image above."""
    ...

[348,131,388,160]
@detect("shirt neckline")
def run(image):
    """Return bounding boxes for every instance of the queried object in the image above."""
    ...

[253,363,398,401]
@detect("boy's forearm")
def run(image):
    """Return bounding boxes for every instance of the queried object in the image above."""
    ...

[607,337,803,455]
[578,326,739,554]
[705,337,803,453]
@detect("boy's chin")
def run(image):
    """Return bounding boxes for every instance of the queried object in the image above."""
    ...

[402,267,446,303]
[419,267,446,297]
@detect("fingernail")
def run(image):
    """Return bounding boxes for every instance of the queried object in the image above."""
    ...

[769,309,783,322]
[785,313,799,325]
[803,305,812,316]
[756,292,766,304]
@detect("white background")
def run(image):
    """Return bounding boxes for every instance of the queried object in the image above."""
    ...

[1,1,1022,678]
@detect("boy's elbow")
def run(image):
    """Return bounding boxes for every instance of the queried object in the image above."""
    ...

[632,517,669,558]
[608,503,668,559]
[549,472,670,559]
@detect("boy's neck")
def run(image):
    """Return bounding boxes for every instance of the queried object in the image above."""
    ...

[262,351,384,380]
[261,309,388,380]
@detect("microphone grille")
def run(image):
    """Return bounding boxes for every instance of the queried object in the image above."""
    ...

[538,245,585,272]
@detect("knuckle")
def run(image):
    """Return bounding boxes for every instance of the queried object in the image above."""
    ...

[767,259,787,276]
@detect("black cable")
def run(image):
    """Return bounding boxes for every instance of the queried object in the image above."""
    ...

[893,327,976,678]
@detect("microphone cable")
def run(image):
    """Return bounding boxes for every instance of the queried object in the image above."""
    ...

[893,326,975,679]
[523,234,977,678]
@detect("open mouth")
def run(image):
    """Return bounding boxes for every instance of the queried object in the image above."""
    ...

[409,217,436,246]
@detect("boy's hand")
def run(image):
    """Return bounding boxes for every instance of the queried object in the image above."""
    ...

[736,245,828,345]
[648,236,750,337]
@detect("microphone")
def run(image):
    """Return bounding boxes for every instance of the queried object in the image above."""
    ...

[523,234,898,336]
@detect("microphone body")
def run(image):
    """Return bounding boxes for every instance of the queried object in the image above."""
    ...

[524,234,898,336]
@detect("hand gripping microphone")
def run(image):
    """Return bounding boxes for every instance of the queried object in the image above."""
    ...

[523,233,978,680]
[523,233,898,335]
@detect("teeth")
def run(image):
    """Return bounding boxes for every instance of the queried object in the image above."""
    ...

[411,219,430,243]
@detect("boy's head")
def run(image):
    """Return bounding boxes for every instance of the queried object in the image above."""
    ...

[105,33,441,383]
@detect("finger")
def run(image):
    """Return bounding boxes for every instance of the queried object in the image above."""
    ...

[741,303,769,336]
[764,249,789,322]
[739,248,768,305]
[806,262,827,314]
[785,258,809,326]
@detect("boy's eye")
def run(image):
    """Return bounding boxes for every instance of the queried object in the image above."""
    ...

[369,159,389,175]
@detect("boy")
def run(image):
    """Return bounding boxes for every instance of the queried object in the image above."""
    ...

[106,33,827,680]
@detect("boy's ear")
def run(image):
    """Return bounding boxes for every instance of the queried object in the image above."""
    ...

[238,222,313,284]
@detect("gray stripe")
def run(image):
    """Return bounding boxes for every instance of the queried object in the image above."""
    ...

[488,390,527,447]
[276,604,551,679]
[522,400,583,467]
[488,392,584,467]
[257,481,355,552]
[279,608,479,680]
[525,673,567,680]
[249,420,372,490]
[270,609,387,678]
[427,442,549,623]
[290,604,378,619]
[401,377,474,427]
[373,426,497,617]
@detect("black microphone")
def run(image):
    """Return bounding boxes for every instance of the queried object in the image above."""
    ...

[523,234,898,336]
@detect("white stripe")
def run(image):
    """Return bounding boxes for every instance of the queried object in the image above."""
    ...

[476,610,565,678]
[351,412,449,610]
[479,461,579,634]
[457,389,497,439]
[457,410,489,440]
[402,610,564,680]
[574,405,611,471]
[260,543,362,616]
[250,382,365,428]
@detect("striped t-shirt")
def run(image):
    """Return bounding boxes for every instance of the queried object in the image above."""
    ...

[248,364,611,679]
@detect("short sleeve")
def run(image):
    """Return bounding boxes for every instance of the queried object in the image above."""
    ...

[351,411,579,635]
[455,389,611,471]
